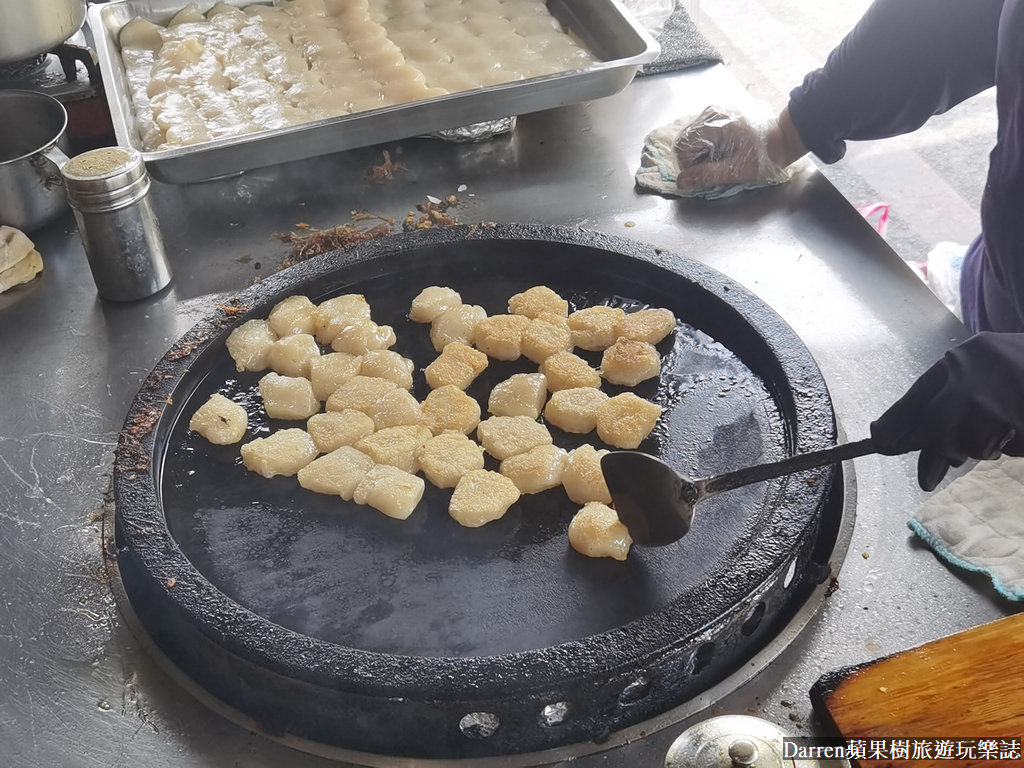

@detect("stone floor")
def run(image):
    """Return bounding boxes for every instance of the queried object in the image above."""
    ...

[690,0,996,269]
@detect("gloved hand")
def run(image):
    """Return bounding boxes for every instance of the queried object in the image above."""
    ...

[870,332,1024,491]
[673,106,799,196]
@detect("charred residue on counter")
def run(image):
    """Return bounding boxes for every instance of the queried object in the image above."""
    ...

[272,194,462,269]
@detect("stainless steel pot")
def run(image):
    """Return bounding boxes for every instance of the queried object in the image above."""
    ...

[0,0,87,63]
[0,91,72,232]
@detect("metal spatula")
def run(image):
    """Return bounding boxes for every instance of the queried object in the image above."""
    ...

[600,438,877,546]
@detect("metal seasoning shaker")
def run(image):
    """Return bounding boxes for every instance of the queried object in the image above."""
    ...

[62,146,172,301]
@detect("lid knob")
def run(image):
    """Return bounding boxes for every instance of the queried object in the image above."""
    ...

[729,737,760,766]
[664,714,848,768]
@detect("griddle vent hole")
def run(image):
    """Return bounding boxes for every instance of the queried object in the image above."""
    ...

[782,557,798,589]
[690,642,715,676]
[538,701,571,727]
[459,712,500,740]
[741,601,766,636]
[617,676,651,706]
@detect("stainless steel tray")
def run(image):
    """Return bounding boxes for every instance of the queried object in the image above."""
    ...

[88,0,659,184]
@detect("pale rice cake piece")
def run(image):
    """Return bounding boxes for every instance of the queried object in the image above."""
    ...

[445,341,489,374]
[499,444,566,494]
[420,384,481,435]
[325,375,398,414]
[543,387,609,434]
[508,285,569,318]
[424,356,475,391]
[355,424,432,474]
[415,432,486,489]
[562,444,612,505]
[537,310,571,329]
[353,464,425,519]
[259,372,320,420]
[365,387,422,430]
[314,293,372,344]
[240,428,318,478]
[118,17,164,50]
[487,373,547,419]
[266,332,321,378]
[521,315,573,363]
[267,295,318,337]
[616,307,676,345]
[205,2,243,19]
[226,318,278,372]
[448,468,521,527]
[600,338,661,387]
[168,4,204,25]
[429,303,487,351]
[568,502,632,561]
[476,415,553,460]
[330,319,397,355]
[473,314,530,361]
[595,392,662,449]
[359,349,415,389]
[297,445,375,498]
[424,342,489,390]
[410,285,462,323]
[568,305,626,351]
[189,393,248,445]
[539,351,602,391]
[306,409,376,453]
[309,352,362,401]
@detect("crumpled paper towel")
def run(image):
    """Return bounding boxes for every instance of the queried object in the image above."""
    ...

[910,455,1024,601]
[634,117,790,200]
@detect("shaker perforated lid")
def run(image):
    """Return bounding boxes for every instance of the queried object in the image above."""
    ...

[62,146,150,211]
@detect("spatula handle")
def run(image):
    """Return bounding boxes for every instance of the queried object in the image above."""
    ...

[703,437,877,497]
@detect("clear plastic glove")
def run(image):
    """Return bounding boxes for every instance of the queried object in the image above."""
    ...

[672,106,801,197]
[870,332,1024,491]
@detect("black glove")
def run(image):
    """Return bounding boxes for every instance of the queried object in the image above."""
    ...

[870,331,1024,491]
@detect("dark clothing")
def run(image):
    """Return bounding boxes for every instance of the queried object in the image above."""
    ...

[787,0,1024,334]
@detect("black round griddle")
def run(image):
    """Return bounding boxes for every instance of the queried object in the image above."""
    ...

[113,223,841,760]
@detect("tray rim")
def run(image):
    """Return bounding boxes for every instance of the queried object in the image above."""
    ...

[88,0,661,183]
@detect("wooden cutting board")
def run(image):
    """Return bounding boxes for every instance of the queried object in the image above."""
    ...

[811,612,1024,767]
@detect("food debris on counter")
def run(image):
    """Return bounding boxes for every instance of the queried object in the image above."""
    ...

[403,196,460,230]
[365,150,407,182]
[215,300,250,318]
[273,196,463,267]
[117,403,164,473]
[275,221,394,266]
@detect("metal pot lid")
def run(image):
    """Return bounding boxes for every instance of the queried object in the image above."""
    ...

[665,715,850,768]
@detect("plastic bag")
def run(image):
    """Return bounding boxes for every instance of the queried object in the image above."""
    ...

[925,241,966,319]
[619,0,676,39]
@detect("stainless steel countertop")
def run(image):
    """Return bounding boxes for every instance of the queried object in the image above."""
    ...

[0,63,1013,768]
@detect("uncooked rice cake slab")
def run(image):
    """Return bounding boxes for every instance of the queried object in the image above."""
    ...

[120,0,596,150]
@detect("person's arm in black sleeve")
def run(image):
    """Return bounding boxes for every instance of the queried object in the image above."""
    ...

[968,1,1024,332]
[672,0,1002,194]
[870,332,1024,491]
[789,0,1002,163]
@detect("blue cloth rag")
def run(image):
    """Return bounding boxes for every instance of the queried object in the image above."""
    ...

[909,456,1024,601]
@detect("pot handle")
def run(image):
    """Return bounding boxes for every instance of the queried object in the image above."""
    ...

[32,145,73,191]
